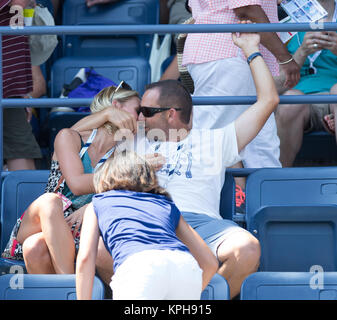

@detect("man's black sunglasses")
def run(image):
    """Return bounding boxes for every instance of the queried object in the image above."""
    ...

[138,106,182,118]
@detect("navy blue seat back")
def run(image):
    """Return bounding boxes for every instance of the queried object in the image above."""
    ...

[241,272,337,300]
[219,171,235,221]
[296,131,337,163]
[62,0,159,58]
[201,273,230,300]
[246,167,337,216]
[51,56,150,97]
[245,167,337,272]
[248,205,337,271]
[48,111,90,153]
[0,274,104,300]
[0,170,49,253]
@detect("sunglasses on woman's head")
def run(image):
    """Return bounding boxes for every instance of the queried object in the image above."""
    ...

[138,106,182,118]
[111,80,132,100]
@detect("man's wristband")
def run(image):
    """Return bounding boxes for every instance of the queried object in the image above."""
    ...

[278,56,294,65]
[247,52,262,65]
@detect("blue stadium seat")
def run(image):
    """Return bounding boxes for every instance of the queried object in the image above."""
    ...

[201,273,230,300]
[0,170,49,254]
[245,167,337,271]
[247,205,337,271]
[51,56,151,97]
[246,167,337,217]
[62,0,159,58]
[48,111,90,153]
[0,274,104,300]
[241,272,337,300]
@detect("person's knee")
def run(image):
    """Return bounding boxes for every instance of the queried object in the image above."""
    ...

[22,235,50,267]
[220,231,261,274]
[276,90,307,126]
[330,85,337,114]
[237,233,260,272]
[330,83,337,95]
[30,193,62,221]
[276,104,307,126]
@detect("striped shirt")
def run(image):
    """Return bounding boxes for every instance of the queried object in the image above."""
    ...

[0,0,33,98]
[182,0,279,76]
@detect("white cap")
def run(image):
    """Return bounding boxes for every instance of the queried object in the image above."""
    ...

[29,4,58,66]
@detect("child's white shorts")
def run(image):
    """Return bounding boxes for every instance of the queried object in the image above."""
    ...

[110,249,202,300]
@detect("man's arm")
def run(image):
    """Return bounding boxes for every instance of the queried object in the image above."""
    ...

[232,21,280,152]
[233,5,300,88]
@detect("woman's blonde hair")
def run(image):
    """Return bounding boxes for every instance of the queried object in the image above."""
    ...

[94,151,170,199]
[90,84,139,134]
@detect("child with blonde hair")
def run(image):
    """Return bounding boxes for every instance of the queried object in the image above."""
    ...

[76,151,218,300]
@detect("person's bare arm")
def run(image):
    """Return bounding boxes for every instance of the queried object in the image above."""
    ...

[233,22,280,152]
[176,215,218,290]
[54,128,95,195]
[76,203,100,300]
[160,55,180,81]
[71,106,137,134]
[234,5,300,88]
[29,65,47,98]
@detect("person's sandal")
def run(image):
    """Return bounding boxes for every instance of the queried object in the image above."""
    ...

[322,114,335,135]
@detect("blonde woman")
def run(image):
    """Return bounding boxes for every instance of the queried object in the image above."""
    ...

[2,82,140,275]
[76,151,218,300]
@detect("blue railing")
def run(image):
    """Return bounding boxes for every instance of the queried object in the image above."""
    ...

[1,22,337,172]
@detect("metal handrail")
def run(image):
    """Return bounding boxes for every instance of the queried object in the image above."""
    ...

[2,95,337,108]
[0,22,337,34]
[0,22,337,172]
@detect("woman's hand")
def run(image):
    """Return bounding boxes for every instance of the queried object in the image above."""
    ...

[321,32,337,56]
[299,31,329,57]
[232,20,261,58]
[65,204,88,238]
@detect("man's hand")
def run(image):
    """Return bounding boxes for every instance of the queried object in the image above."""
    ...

[104,106,137,134]
[145,153,166,171]
[279,58,300,89]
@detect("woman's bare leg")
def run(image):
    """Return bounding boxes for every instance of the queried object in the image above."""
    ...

[95,237,114,285]
[17,193,75,274]
[22,233,56,274]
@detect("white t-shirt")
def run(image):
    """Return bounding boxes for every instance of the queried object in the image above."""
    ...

[134,122,241,220]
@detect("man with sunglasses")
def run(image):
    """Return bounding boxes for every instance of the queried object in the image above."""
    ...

[134,25,279,299]
[70,24,279,299]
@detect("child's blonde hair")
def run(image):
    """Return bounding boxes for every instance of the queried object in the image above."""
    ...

[90,84,139,134]
[94,151,170,198]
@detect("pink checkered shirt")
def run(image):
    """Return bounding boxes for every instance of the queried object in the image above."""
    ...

[182,0,280,76]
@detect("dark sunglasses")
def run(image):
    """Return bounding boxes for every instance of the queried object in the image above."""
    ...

[138,106,182,118]
[111,80,132,100]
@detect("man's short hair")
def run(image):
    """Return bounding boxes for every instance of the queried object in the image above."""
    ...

[145,80,192,124]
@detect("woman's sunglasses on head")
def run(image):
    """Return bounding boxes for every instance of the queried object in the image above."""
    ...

[111,80,132,100]
[138,106,182,118]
